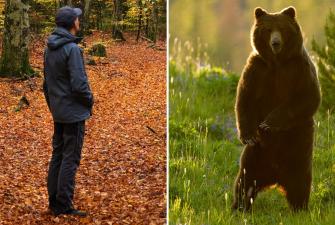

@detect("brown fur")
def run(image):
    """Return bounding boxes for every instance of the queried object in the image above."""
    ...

[232,6,321,212]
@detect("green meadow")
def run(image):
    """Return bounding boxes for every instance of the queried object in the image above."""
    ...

[168,41,335,224]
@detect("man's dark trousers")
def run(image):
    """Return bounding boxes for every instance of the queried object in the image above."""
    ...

[47,120,85,213]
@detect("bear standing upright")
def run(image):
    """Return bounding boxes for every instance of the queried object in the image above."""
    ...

[233,6,321,211]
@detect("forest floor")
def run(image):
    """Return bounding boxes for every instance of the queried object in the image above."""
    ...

[0,32,166,224]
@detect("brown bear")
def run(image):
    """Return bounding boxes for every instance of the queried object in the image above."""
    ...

[232,6,321,212]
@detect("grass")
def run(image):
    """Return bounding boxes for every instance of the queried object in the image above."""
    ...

[168,42,335,225]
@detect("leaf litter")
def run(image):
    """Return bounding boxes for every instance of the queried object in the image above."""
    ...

[0,32,166,224]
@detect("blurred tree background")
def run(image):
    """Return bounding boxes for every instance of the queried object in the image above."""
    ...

[170,0,335,73]
[0,0,166,78]
[0,0,166,40]
[28,0,167,41]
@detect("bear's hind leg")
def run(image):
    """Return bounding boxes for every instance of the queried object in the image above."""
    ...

[232,167,258,212]
[280,126,313,211]
[232,144,275,212]
[283,170,311,211]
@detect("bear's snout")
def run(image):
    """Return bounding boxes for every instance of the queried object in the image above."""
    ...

[270,30,282,54]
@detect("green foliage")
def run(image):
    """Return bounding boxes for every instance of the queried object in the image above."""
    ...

[124,0,166,41]
[24,0,166,38]
[169,41,335,224]
[89,0,114,31]
[312,10,335,114]
[29,0,57,33]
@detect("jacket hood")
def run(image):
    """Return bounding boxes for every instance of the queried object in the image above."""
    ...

[47,27,82,50]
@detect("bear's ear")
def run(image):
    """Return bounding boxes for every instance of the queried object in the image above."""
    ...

[281,6,296,18]
[254,7,267,19]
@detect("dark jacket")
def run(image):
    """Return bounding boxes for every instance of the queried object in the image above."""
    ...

[43,27,93,123]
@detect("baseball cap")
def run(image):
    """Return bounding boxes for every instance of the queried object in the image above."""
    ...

[55,6,82,29]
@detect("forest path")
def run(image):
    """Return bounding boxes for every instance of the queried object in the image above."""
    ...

[0,32,166,224]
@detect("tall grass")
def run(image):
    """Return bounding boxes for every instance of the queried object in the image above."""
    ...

[169,39,335,225]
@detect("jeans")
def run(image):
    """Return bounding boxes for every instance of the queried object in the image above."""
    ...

[47,120,85,213]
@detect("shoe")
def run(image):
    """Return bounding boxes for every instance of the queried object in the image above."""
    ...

[54,209,87,217]
[65,209,87,217]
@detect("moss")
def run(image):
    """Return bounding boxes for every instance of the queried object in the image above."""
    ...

[88,43,107,57]
[0,0,34,78]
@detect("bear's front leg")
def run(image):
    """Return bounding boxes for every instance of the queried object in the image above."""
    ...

[260,76,320,132]
[235,62,262,146]
[232,144,276,212]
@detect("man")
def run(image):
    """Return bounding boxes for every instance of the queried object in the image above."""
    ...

[43,6,93,217]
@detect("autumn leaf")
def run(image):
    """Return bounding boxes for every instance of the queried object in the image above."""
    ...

[0,32,166,224]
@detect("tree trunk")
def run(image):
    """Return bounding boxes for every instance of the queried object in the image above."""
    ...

[145,12,149,37]
[0,0,33,77]
[55,0,59,10]
[83,0,91,29]
[112,0,125,41]
[150,1,158,43]
[136,0,143,42]
[78,0,91,35]
[60,0,71,7]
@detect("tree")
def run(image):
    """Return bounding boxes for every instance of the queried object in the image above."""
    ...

[82,0,91,32]
[0,0,34,78]
[60,0,72,6]
[77,0,91,35]
[25,0,167,43]
[143,0,166,43]
[312,10,335,113]
[112,0,126,41]
[136,0,143,42]
[148,0,158,43]
[126,0,166,43]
